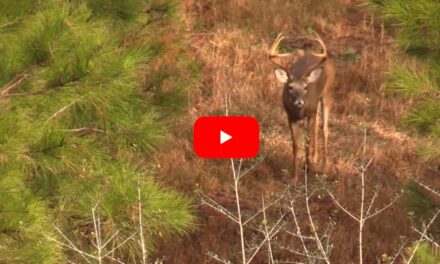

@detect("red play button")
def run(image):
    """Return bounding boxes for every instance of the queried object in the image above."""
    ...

[193,116,259,158]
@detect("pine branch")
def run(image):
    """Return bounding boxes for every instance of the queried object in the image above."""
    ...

[0,73,29,99]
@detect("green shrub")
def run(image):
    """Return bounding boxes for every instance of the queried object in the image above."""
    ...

[406,243,440,264]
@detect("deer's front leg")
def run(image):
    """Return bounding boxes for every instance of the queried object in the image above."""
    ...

[289,121,300,183]
[306,114,318,172]
[312,110,319,164]
[321,97,330,169]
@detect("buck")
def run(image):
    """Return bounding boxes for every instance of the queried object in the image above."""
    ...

[269,33,335,183]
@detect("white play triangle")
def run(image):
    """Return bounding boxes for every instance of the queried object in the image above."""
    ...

[220,130,232,144]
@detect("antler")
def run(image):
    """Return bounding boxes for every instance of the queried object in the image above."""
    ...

[268,33,327,68]
[311,32,327,58]
[268,33,302,69]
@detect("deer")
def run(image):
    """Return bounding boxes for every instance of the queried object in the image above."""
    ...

[268,33,335,183]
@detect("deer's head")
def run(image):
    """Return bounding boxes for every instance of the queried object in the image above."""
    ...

[269,34,328,109]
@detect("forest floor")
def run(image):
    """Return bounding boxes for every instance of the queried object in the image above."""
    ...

[151,0,439,263]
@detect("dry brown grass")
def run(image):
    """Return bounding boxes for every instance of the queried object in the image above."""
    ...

[150,0,437,263]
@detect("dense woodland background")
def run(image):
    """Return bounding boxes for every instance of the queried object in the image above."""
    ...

[0,0,439,263]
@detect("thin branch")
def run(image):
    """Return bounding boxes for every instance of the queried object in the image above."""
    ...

[412,227,440,248]
[243,188,287,226]
[44,203,131,264]
[62,127,104,133]
[45,234,96,262]
[206,252,232,264]
[92,202,103,264]
[47,227,95,263]
[360,157,374,173]
[223,90,246,264]
[285,231,315,241]
[364,196,400,221]
[200,193,239,224]
[0,73,29,99]
[0,90,46,99]
[365,190,378,218]
[280,246,326,260]
[137,174,148,264]
[45,96,85,123]
[320,221,333,257]
[247,217,285,264]
[231,158,247,264]
[390,241,406,264]
[104,255,126,264]
[304,164,331,264]
[327,191,359,222]
[359,129,369,264]
[288,191,312,263]
[101,230,120,250]
[103,233,137,258]
[262,197,274,264]
[406,209,440,264]
[237,158,244,178]
[414,179,440,198]
[237,157,265,181]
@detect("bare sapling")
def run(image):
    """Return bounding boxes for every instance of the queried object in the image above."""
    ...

[202,94,286,264]
[43,201,136,264]
[327,129,401,264]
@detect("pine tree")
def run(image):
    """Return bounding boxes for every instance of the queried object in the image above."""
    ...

[0,0,196,262]
[370,0,440,260]
[371,0,440,163]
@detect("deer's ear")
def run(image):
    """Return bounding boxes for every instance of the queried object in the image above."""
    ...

[274,69,289,84]
[306,68,322,83]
